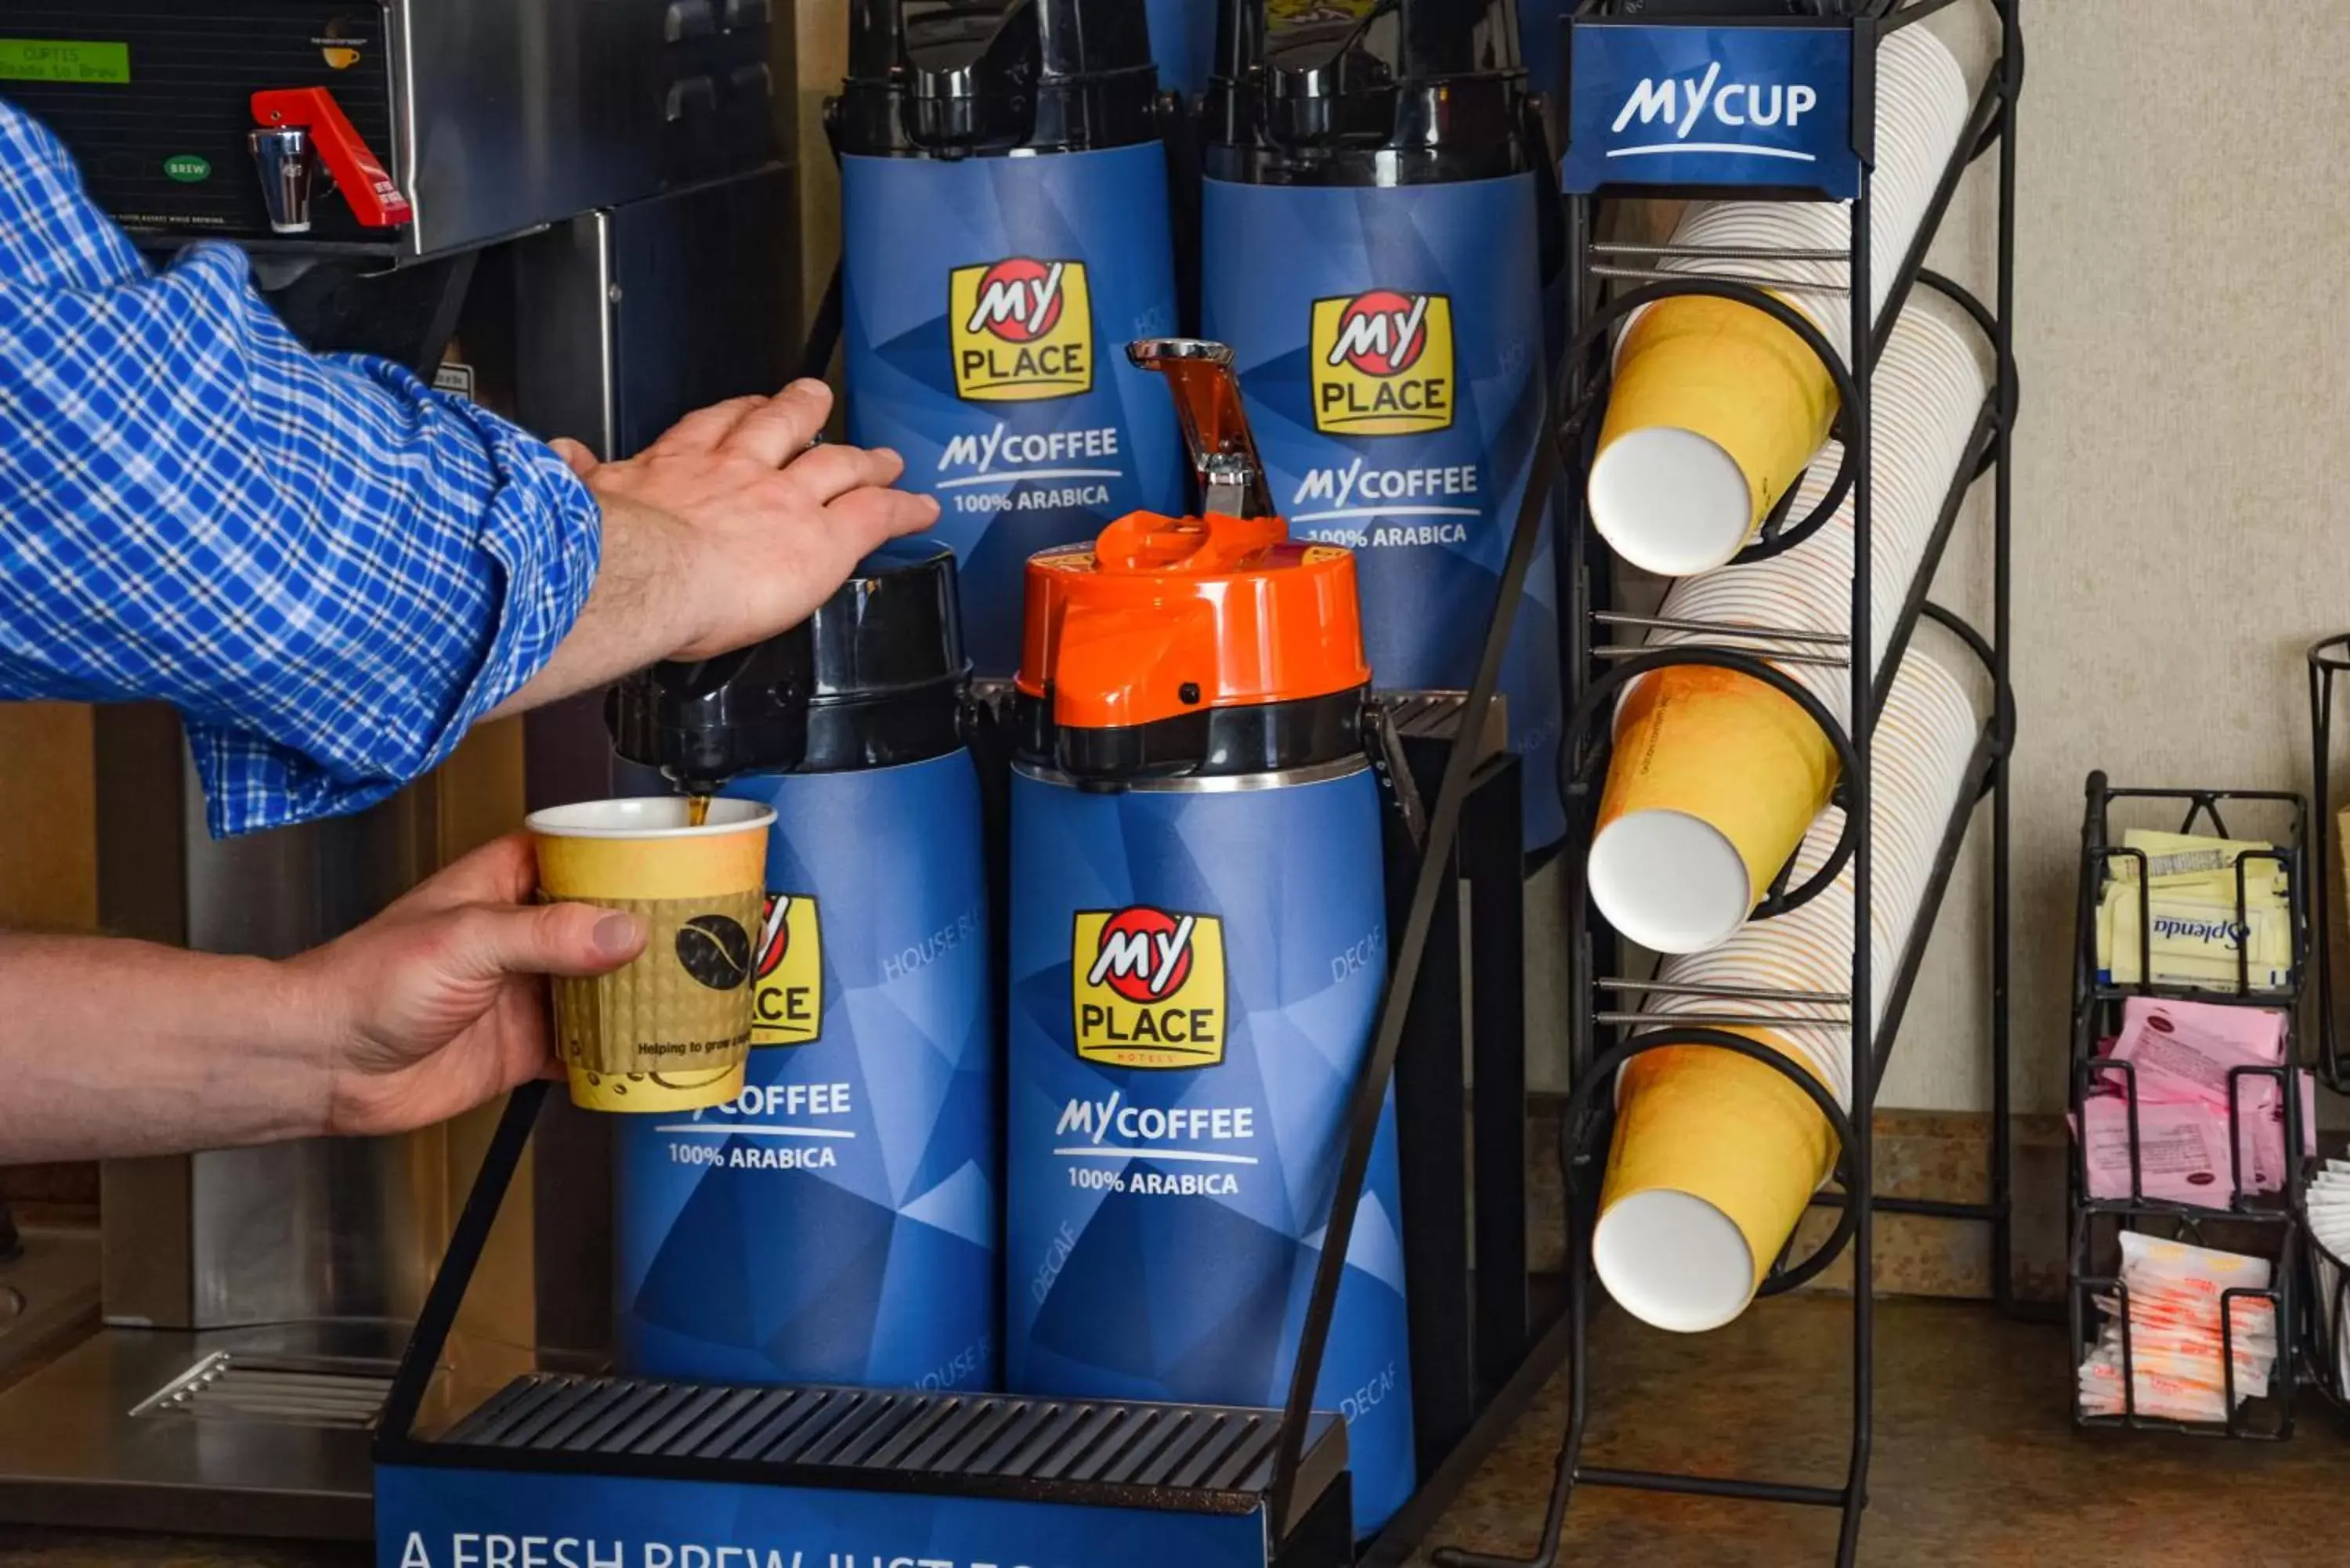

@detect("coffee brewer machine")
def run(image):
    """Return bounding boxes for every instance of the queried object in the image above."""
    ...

[0,0,795,1536]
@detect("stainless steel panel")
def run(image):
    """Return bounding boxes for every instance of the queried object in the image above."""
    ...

[174,753,439,1329]
[131,1353,392,1429]
[92,706,194,1327]
[0,1227,100,1379]
[513,210,621,458]
[395,0,766,260]
[188,1137,437,1328]
[512,167,795,1359]
[0,1324,401,1540]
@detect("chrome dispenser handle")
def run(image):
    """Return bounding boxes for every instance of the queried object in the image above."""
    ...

[248,127,316,234]
[1127,338,1274,520]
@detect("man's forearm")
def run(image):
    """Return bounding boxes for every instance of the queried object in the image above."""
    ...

[0,936,329,1162]
[485,493,696,722]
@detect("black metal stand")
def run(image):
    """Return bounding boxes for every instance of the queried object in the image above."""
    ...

[1437,3,2021,1565]
[2300,1217,2350,1417]
[2305,635,2350,1092]
[2064,775,2312,1440]
[2301,634,2350,1413]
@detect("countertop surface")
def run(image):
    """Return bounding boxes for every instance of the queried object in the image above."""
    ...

[1,1296,2344,1568]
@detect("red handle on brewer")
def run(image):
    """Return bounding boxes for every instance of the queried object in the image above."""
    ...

[251,87,412,229]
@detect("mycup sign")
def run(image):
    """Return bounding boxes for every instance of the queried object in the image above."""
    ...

[1560,23,1858,198]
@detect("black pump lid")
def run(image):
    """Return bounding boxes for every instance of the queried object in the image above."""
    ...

[1202,0,1538,186]
[609,540,971,786]
[832,0,1164,157]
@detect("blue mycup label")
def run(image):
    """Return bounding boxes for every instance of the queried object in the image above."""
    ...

[842,143,1188,676]
[1560,22,1860,197]
[1202,173,1564,850]
[615,752,999,1393]
[1004,768,1416,1535]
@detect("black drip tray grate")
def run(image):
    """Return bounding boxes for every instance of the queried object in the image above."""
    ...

[429,1375,1346,1516]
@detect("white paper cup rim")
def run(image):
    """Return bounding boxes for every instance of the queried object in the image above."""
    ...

[1595,1189,1758,1333]
[526,797,776,839]
[1590,809,1759,954]
[1590,427,1761,577]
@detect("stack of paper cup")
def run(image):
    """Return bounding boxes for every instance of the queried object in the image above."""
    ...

[1592,299,1841,578]
[1589,666,1840,954]
[1640,643,1985,1024]
[1589,27,1973,576]
[1592,647,1985,1335]
[1585,298,1992,954]
[1594,1032,1837,1333]
[1650,294,1994,724]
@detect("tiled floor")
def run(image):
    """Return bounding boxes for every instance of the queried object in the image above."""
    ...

[1423,1293,2348,1566]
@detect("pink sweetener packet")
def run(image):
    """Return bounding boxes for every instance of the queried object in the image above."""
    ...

[2234,1068,2318,1190]
[2074,1072,2312,1205]
[2107,998,2287,1107]
[2074,1093,2235,1205]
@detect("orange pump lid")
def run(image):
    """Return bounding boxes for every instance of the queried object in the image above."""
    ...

[1015,508,1370,733]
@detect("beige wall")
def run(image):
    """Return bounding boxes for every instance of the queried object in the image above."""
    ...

[1880,1,2350,1115]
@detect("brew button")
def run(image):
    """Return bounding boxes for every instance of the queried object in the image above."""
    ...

[724,0,771,27]
[729,63,772,105]
[663,0,717,41]
[665,77,718,123]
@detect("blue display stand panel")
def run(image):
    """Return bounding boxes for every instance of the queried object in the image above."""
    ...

[381,1467,1274,1568]
[1559,22,1863,197]
[378,1377,1353,1568]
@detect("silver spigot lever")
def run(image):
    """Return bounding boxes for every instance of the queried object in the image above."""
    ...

[1126,338,1273,521]
[248,128,316,234]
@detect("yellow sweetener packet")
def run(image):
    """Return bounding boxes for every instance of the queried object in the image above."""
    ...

[2099,883,2291,990]
[2110,829,2287,893]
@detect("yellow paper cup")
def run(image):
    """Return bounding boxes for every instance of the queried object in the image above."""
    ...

[1593,1034,1836,1332]
[1589,295,1839,575]
[1589,666,1838,953]
[527,797,775,1114]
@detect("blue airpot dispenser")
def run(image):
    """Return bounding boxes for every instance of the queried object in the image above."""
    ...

[832,0,1190,677]
[606,540,1000,1393]
[1003,341,1418,1537]
[1198,0,1564,853]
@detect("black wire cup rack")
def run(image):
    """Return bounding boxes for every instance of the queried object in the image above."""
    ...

[2298,1210,2350,1414]
[1437,3,2021,1566]
[2303,634,2350,1090]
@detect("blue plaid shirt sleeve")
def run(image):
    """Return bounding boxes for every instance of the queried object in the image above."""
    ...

[0,98,602,837]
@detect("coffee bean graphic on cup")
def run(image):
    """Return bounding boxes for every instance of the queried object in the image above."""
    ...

[676,914,754,991]
[526,797,775,1113]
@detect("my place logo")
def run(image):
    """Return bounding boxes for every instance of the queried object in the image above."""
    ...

[1311,289,1455,436]
[750,891,822,1047]
[949,256,1094,402]
[1609,62,1821,166]
[1072,906,1227,1069]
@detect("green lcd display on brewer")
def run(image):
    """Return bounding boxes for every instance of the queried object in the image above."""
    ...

[0,39,132,85]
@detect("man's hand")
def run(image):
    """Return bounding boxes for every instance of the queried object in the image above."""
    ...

[290,835,645,1138]
[0,835,647,1163]
[490,381,939,718]
[562,379,940,661]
